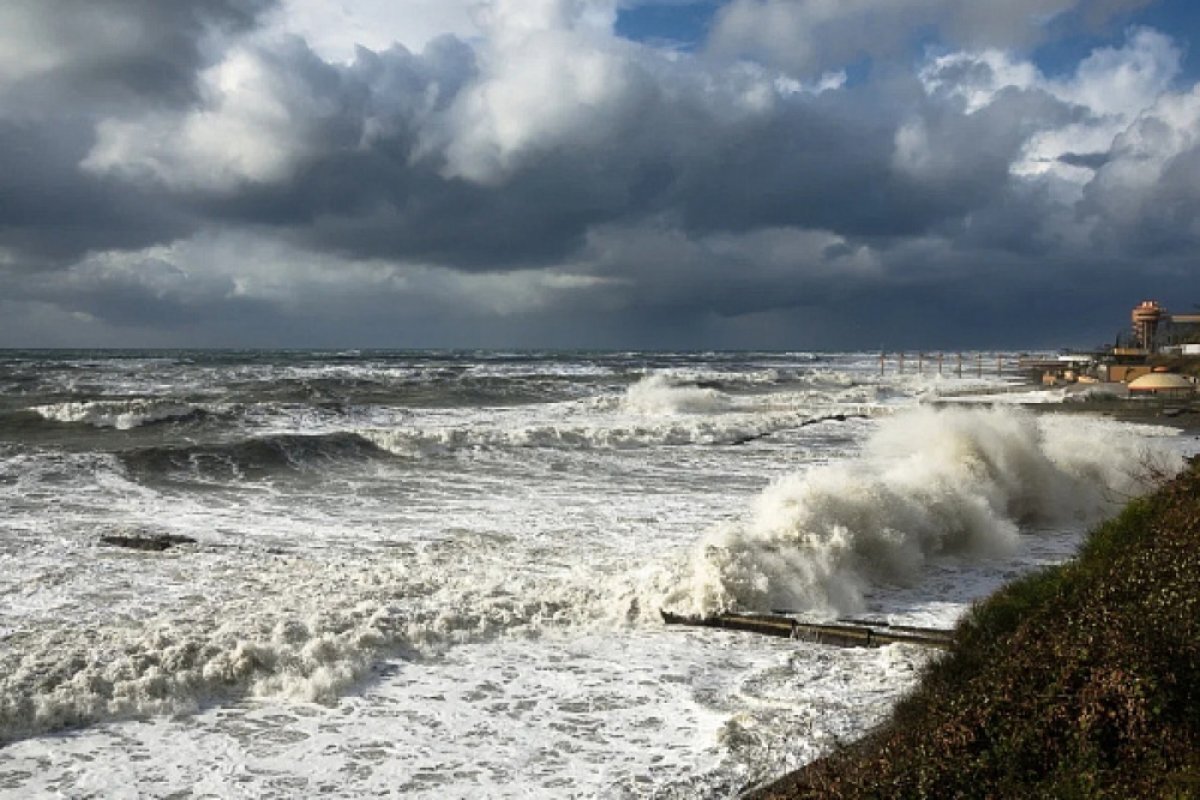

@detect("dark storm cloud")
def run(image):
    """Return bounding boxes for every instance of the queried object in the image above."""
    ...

[664,83,1084,244]
[0,122,192,264]
[175,43,1074,270]
[1057,151,1111,169]
[1,0,1199,348]
[0,0,275,265]
[706,0,1156,76]
[0,0,274,111]
[172,35,670,268]
[1080,100,1200,258]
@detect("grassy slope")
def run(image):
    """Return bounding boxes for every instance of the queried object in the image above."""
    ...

[753,458,1200,799]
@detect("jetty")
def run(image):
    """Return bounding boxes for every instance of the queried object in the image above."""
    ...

[660,610,953,650]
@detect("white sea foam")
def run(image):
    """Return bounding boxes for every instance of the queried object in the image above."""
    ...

[362,418,769,453]
[5,351,1191,797]
[358,401,882,456]
[5,402,1176,751]
[620,374,730,415]
[653,406,1184,619]
[2,629,900,800]
[0,546,611,744]
[32,399,205,429]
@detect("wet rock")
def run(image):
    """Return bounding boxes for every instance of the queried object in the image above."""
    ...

[99,533,197,552]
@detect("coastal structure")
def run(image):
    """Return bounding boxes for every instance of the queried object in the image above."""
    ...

[1132,300,1165,352]
[1127,300,1200,354]
[1024,299,1200,391]
[1127,372,1196,398]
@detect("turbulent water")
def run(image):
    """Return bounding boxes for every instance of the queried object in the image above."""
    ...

[0,350,1190,798]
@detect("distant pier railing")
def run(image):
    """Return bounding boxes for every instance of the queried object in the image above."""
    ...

[878,352,1033,378]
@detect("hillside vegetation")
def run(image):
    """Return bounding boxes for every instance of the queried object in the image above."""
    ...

[753,457,1200,799]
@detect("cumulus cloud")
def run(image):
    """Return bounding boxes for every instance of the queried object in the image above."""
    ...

[707,0,1154,76]
[0,0,272,112]
[269,0,478,62]
[919,28,1182,185]
[0,0,1198,348]
[431,3,645,184]
[1082,84,1200,254]
[82,40,353,192]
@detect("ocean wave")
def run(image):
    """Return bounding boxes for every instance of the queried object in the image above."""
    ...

[0,406,1179,746]
[31,400,209,430]
[0,409,63,435]
[217,374,590,409]
[117,432,388,480]
[360,409,874,456]
[620,374,731,415]
[0,542,603,745]
[651,407,1183,619]
[362,422,743,454]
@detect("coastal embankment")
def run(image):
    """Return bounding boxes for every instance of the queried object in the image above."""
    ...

[751,455,1200,798]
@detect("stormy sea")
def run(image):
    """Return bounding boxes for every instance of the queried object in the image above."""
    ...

[0,350,1190,798]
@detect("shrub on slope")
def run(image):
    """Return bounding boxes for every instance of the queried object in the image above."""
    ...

[755,457,1200,799]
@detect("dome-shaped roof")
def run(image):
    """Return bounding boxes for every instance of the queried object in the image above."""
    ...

[1128,373,1194,391]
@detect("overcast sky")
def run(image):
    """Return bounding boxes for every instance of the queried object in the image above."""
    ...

[1,0,1198,349]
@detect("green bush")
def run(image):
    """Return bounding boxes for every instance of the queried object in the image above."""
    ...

[753,460,1200,799]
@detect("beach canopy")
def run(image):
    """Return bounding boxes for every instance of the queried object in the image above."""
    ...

[1127,373,1195,394]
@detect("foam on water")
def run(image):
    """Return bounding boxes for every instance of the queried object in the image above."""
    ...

[1,351,1193,797]
[2,405,1180,752]
[0,542,611,745]
[0,630,927,799]
[360,408,872,455]
[31,400,208,429]
[620,374,731,415]
[653,406,1184,619]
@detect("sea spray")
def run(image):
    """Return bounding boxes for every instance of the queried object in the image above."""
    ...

[5,349,1194,797]
[0,403,1180,746]
[655,406,1183,619]
[0,540,609,745]
[620,374,730,415]
[32,400,208,429]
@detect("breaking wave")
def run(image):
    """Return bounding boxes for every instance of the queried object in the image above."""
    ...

[0,542,602,745]
[654,407,1183,619]
[32,400,209,430]
[118,432,388,480]
[620,374,731,415]
[361,409,873,455]
[0,405,1182,747]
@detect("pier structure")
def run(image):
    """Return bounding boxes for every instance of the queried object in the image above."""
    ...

[878,351,1023,378]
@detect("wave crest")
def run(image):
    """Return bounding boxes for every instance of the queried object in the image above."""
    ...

[33,400,207,430]
[656,407,1182,619]
[620,375,730,415]
[118,432,386,479]
[0,545,603,745]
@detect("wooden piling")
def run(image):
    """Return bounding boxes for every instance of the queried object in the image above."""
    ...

[660,611,953,650]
